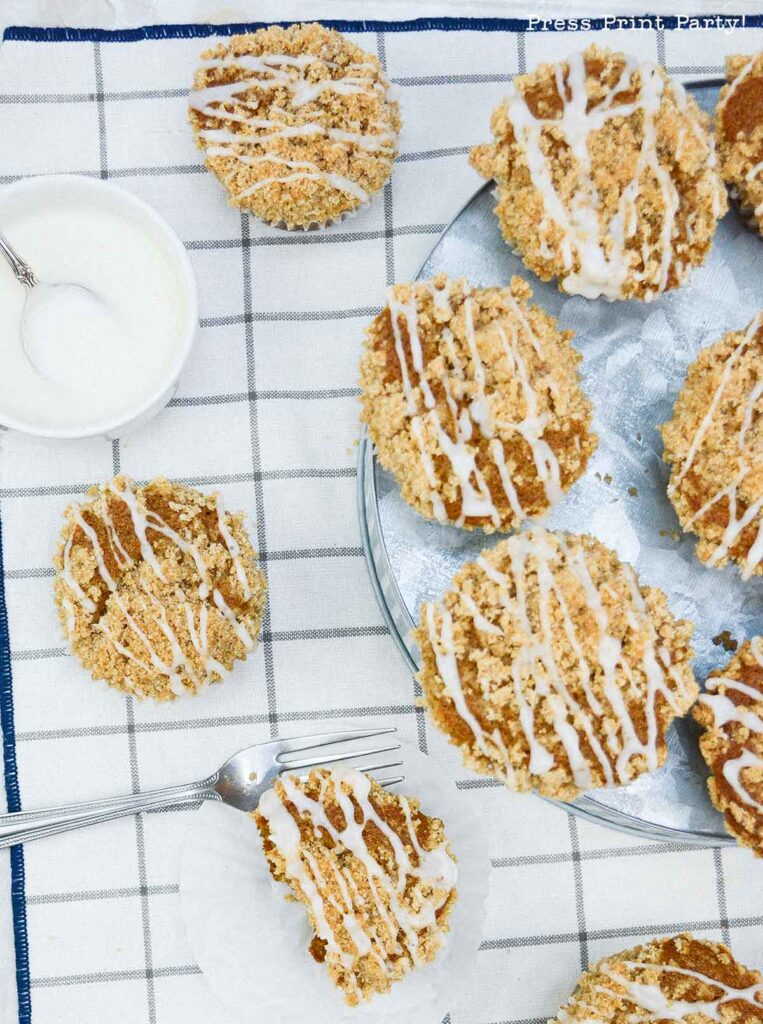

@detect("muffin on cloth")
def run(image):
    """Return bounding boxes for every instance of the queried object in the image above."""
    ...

[53,475,266,700]
[359,274,596,533]
[694,638,763,857]
[716,52,763,235]
[188,23,400,228]
[416,528,697,801]
[551,933,763,1024]
[254,767,457,1005]
[470,45,727,301]
[660,312,763,580]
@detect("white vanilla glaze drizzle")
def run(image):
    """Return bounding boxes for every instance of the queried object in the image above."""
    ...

[423,530,693,789]
[699,641,763,813]
[502,51,723,300]
[60,480,255,691]
[61,596,76,638]
[214,492,251,601]
[258,768,456,994]
[750,160,763,219]
[388,282,564,527]
[189,50,395,204]
[671,313,763,579]
[574,959,763,1022]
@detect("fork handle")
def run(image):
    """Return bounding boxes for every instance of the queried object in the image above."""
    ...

[0,776,219,849]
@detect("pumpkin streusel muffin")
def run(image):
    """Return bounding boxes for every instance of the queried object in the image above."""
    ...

[470,45,727,301]
[660,313,763,580]
[694,638,763,857]
[360,274,597,533]
[254,767,457,1006]
[552,933,763,1024]
[53,475,266,701]
[188,23,401,228]
[716,52,763,235]
[416,528,697,800]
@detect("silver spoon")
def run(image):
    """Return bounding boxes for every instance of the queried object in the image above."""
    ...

[0,228,116,386]
[0,229,37,289]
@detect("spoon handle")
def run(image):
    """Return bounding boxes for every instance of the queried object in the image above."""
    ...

[0,230,36,287]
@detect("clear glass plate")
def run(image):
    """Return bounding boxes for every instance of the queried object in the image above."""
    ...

[358,81,763,844]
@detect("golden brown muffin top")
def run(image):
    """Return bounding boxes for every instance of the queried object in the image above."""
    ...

[552,933,763,1024]
[470,45,727,300]
[716,52,763,235]
[360,274,596,533]
[54,475,266,700]
[694,638,763,856]
[254,768,457,1005]
[416,528,697,800]
[188,23,400,227]
[660,313,763,579]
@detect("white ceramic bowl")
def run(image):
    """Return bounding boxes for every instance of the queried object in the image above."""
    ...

[0,174,198,439]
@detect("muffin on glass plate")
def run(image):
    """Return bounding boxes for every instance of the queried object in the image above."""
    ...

[694,637,763,857]
[660,312,763,580]
[470,45,727,301]
[551,933,763,1024]
[53,475,266,701]
[716,52,763,235]
[254,767,457,1005]
[416,528,698,801]
[359,274,596,533]
[188,23,401,228]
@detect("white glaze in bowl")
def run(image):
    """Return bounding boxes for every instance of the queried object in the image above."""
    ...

[0,174,198,439]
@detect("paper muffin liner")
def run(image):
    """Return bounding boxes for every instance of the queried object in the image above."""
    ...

[179,741,490,1024]
[263,199,364,232]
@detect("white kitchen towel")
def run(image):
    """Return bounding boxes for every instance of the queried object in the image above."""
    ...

[1,10,762,1024]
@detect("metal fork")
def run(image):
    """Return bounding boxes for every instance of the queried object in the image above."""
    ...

[0,726,403,849]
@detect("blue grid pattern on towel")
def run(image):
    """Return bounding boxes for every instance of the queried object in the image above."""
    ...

[1,14,763,1024]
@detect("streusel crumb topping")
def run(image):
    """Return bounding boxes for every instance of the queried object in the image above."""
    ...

[255,768,457,1005]
[54,475,266,701]
[189,23,400,227]
[360,274,596,532]
[416,528,697,800]
[470,45,727,300]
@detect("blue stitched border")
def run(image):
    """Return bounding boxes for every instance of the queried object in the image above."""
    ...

[3,13,763,42]
[0,514,31,1024]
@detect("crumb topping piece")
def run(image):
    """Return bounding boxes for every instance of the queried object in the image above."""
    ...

[552,934,763,1024]
[660,313,763,579]
[188,23,400,227]
[470,45,727,301]
[716,52,763,235]
[53,475,266,701]
[694,637,763,856]
[254,768,457,1005]
[416,529,697,800]
[360,274,597,532]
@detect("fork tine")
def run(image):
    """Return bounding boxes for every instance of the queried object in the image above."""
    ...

[293,762,403,781]
[376,770,405,786]
[271,726,397,757]
[279,742,401,772]
[354,759,403,775]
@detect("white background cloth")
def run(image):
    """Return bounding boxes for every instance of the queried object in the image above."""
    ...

[1,4,762,1023]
